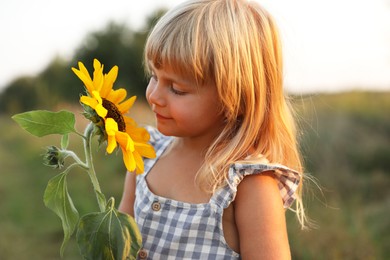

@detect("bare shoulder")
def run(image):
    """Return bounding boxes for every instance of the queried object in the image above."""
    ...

[234,172,291,260]
[118,171,136,217]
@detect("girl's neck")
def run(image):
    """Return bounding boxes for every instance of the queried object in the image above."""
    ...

[171,137,209,157]
[171,129,221,156]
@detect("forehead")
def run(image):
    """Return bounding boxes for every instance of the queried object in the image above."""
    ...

[145,34,212,87]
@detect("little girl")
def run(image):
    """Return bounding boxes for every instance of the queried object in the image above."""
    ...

[119,0,306,259]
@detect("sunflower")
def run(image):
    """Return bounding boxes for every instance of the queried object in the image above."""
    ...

[72,59,155,173]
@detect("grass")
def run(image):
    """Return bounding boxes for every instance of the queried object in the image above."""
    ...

[287,91,390,259]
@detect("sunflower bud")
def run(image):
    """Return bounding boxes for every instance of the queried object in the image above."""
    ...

[43,146,67,169]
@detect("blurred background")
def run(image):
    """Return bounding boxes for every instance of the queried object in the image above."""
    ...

[0,0,389,259]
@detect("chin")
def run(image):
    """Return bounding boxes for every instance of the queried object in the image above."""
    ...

[155,124,174,136]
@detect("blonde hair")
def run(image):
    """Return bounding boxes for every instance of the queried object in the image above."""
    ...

[144,0,307,227]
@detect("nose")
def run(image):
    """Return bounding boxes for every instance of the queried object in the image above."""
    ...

[146,80,166,107]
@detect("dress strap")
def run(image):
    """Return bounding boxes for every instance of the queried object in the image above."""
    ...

[140,126,173,179]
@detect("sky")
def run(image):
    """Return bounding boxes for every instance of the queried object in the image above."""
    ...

[1,0,390,94]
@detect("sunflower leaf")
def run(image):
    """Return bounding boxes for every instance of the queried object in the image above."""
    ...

[77,198,142,260]
[44,172,79,257]
[12,110,76,137]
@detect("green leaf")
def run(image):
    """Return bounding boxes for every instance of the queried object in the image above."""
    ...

[44,172,79,256]
[12,110,76,137]
[77,198,142,260]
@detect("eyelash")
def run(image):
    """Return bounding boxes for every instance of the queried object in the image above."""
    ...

[169,86,186,96]
[150,75,186,96]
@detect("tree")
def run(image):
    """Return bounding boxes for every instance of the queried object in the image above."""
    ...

[0,8,168,114]
[0,77,39,114]
[71,22,147,99]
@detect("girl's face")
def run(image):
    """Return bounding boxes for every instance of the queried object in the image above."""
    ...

[146,63,225,141]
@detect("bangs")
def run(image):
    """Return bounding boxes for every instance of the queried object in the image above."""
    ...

[144,2,213,86]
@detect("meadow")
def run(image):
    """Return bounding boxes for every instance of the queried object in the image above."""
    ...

[0,91,389,259]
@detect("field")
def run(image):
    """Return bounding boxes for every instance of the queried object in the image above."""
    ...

[0,91,389,259]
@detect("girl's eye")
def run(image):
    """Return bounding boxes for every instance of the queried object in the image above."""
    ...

[170,86,186,96]
[149,72,186,95]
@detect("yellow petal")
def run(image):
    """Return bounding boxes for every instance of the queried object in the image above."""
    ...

[134,142,156,159]
[94,71,104,92]
[133,151,144,174]
[107,88,127,105]
[105,118,118,135]
[95,104,107,118]
[93,59,101,70]
[106,65,118,83]
[124,116,137,126]
[117,96,136,114]
[127,126,150,142]
[78,61,90,76]
[92,60,104,91]
[91,91,103,103]
[72,67,94,94]
[105,118,118,153]
[124,119,150,142]
[101,66,118,98]
[90,91,107,117]
[106,135,117,154]
[80,96,98,109]
[122,149,136,172]
[116,131,134,151]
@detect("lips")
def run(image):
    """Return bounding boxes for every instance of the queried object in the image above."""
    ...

[154,111,171,120]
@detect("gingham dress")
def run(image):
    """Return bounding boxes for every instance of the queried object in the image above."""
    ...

[134,127,300,259]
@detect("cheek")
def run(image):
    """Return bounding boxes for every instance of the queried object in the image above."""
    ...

[178,99,220,123]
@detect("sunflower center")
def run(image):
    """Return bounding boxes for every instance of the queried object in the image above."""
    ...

[102,99,126,132]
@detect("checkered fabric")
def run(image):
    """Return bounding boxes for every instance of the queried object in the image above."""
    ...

[134,127,300,259]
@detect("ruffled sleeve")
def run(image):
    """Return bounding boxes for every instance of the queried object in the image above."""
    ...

[233,163,300,208]
[212,163,301,209]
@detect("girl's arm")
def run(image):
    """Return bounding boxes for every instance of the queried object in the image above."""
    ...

[235,172,291,260]
[118,171,137,217]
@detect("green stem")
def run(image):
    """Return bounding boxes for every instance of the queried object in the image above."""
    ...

[84,122,105,212]
[65,150,88,170]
